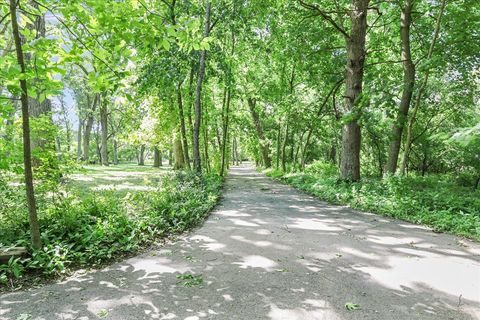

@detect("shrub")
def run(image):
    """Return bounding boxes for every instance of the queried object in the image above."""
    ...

[0,171,223,286]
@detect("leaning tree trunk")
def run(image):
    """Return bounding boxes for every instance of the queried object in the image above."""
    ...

[247,98,271,168]
[399,0,446,175]
[193,1,211,174]
[10,0,42,249]
[385,0,415,175]
[100,95,109,166]
[340,0,369,181]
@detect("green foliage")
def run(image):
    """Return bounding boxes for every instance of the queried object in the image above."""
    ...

[345,302,361,311]
[0,171,222,286]
[265,170,480,241]
[176,274,203,287]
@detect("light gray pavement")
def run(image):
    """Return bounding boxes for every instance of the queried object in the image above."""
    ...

[1,164,480,320]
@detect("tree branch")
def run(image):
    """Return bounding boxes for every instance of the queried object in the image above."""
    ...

[298,0,350,39]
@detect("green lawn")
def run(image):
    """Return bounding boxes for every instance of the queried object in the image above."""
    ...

[67,163,171,196]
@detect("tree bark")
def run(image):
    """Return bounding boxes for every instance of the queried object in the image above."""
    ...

[385,0,415,175]
[173,133,185,169]
[282,123,289,172]
[340,0,369,181]
[138,144,145,166]
[76,119,83,161]
[247,98,271,168]
[10,0,42,249]
[153,147,161,168]
[113,139,119,165]
[100,95,109,166]
[400,0,446,175]
[220,88,231,176]
[83,94,98,163]
[177,81,191,169]
[193,1,211,174]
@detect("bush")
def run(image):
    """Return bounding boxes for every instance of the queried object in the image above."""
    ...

[304,160,339,177]
[0,171,223,286]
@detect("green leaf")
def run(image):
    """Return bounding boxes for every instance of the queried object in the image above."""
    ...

[345,302,361,311]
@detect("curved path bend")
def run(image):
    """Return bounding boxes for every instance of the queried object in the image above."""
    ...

[1,164,480,320]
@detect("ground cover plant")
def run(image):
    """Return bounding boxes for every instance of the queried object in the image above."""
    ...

[0,168,222,289]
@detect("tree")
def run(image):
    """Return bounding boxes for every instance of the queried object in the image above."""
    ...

[9,0,42,249]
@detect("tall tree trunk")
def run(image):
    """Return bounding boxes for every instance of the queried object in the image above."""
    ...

[247,98,271,168]
[187,66,195,151]
[400,0,446,175]
[301,129,313,171]
[385,0,415,175]
[168,148,173,166]
[177,82,191,169]
[193,1,211,174]
[282,123,289,172]
[10,0,42,249]
[138,144,145,166]
[153,147,161,168]
[276,124,281,169]
[113,139,119,165]
[232,137,237,165]
[76,119,83,161]
[220,88,231,176]
[173,133,185,169]
[95,124,102,163]
[83,94,98,163]
[340,0,369,181]
[100,95,109,166]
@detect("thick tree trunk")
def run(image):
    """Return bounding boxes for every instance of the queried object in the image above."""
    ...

[193,1,211,174]
[10,0,42,249]
[177,82,191,169]
[76,119,83,161]
[385,0,415,175]
[153,147,161,168]
[83,94,98,163]
[247,98,271,168]
[173,134,185,169]
[400,0,446,175]
[100,95,109,166]
[340,0,369,181]
[138,144,145,166]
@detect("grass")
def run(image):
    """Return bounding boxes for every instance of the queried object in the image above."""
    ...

[264,161,480,241]
[67,163,170,196]
[0,164,223,290]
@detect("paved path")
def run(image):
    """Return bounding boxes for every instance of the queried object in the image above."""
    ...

[1,165,480,320]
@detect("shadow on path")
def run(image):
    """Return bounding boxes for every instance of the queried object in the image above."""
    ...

[1,164,479,319]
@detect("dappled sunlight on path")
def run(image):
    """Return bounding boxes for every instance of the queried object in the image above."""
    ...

[1,164,479,319]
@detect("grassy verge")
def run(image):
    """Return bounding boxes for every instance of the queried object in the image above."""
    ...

[263,162,480,241]
[0,169,223,290]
